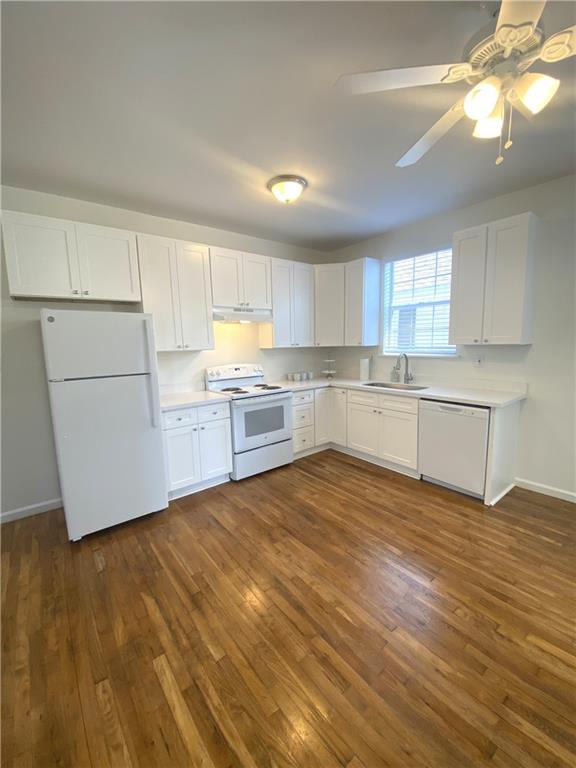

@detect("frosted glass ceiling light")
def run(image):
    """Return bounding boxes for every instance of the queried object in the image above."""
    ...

[514,73,560,114]
[267,175,308,204]
[463,76,502,120]
[473,100,504,139]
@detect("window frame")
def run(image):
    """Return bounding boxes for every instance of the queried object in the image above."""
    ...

[380,248,458,358]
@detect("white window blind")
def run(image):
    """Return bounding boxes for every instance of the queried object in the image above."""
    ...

[382,249,456,355]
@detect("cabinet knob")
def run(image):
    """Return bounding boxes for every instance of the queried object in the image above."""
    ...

[245,302,250,307]
[484,338,489,343]
[177,417,183,421]
[184,344,189,348]
[193,427,197,432]
[474,339,479,343]
[200,426,205,430]
[373,409,378,413]
[71,289,79,295]
[83,290,90,295]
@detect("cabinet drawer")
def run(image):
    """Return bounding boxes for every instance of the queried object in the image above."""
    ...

[198,403,230,423]
[292,389,314,405]
[348,389,378,406]
[293,426,315,453]
[162,408,198,429]
[293,403,314,428]
[378,395,418,414]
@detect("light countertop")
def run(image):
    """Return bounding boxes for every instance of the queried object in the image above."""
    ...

[276,378,526,408]
[160,390,230,411]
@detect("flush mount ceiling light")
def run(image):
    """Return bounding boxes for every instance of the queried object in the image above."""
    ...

[337,0,575,167]
[267,175,308,204]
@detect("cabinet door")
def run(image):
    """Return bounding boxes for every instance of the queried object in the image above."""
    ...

[243,252,271,309]
[378,410,417,469]
[292,262,315,346]
[344,259,364,346]
[2,211,81,298]
[315,264,345,346]
[314,389,332,445]
[483,213,533,344]
[138,235,182,351]
[347,403,379,456]
[164,425,202,490]
[210,247,243,306]
[270,258,293,347]
[199,419,232,480]
[76,224,140,301]
[449,226,487,345]
[176,242,214,351]
[331,389,348,447]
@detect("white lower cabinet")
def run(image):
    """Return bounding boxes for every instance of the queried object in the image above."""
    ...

[315,388,347,446]
[163,405,232,493]
[347,394,418,469]
[347,403,380,456]
[292,389,315,453]
[378,410,418,469]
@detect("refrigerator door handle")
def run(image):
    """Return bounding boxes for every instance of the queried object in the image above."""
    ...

[144,317,162,428]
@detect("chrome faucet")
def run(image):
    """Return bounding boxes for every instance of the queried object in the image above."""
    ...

[391,353,413,384]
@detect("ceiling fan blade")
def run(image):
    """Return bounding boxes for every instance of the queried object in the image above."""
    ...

[338,63,471,95]
[396,100,464,168]
[539,25,576,62]
[495,1,547,55]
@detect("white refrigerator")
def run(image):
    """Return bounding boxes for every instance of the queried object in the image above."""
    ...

[41,309,168,541]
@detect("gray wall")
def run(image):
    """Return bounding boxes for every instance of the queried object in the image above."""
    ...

[329,175,576,498]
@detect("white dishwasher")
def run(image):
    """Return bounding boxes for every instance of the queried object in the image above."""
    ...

[418,400,489,498]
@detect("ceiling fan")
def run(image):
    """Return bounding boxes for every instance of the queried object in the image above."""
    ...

[338,0,575,166]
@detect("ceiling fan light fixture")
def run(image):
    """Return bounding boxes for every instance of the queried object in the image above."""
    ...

[473,100,504,139]
[267,175,308,204]
[463,76,502,120]
[513,72,560,114]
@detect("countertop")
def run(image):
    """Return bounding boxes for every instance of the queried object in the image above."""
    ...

[277,378,526,408]
[160,390,230,411]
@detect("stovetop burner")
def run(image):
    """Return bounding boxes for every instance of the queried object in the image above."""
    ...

[262,385,282,390]
[221,387,243,392]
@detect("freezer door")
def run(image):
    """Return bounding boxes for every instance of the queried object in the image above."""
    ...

[49,375,167,540]
[41,309,154,379]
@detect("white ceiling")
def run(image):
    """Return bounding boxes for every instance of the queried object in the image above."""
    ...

[2,1,575,250]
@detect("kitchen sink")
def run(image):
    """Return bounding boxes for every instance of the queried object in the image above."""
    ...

[364,382,429,391]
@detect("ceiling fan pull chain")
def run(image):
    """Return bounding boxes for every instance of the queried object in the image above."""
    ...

[505,104,514,150]
[495,106,504,165]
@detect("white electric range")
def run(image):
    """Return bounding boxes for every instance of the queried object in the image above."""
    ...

[205,364,293,480]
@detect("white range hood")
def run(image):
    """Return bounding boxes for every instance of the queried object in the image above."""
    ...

[212,306,272,323]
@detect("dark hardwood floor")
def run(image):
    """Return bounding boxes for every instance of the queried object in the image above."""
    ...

[2,450,575,767]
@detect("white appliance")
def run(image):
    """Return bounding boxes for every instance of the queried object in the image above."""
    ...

[206,364,293,480]
[41,309,168,541]
[419,400,490,498]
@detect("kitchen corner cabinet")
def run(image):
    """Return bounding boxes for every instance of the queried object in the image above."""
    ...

[315,387,347,446]
[345,257,381,346]
[449,212,535,345]
[210,247,271,309]
[314,263,345,346]
[2,211,141,301]
[138,234,214,352]
[259,259,314,348]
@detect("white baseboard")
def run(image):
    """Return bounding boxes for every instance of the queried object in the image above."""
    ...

[486,482,516,507]
[294,444,327,459]
[1,497,62,524]
[514,478,576,504]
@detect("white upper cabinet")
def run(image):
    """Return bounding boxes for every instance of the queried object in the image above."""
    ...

[483,214,534,345]
[449,213,535,345]
[76,224,140,301]
[176,241,214,350]
[314,263,345,346]
[449,225,488,345]
[243,252,271,309]
[259,259,314,348]
[210,246,271,309]
[2,211,141,301]
[344,257,381,346]
[292,262,315,346]
[138,234,214,352]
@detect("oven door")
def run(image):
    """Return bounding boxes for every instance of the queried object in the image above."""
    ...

[232,393,293,453]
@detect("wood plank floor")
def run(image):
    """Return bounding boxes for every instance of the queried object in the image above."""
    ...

[2,449,575,768]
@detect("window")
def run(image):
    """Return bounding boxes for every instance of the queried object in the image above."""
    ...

[382,249,455,355]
